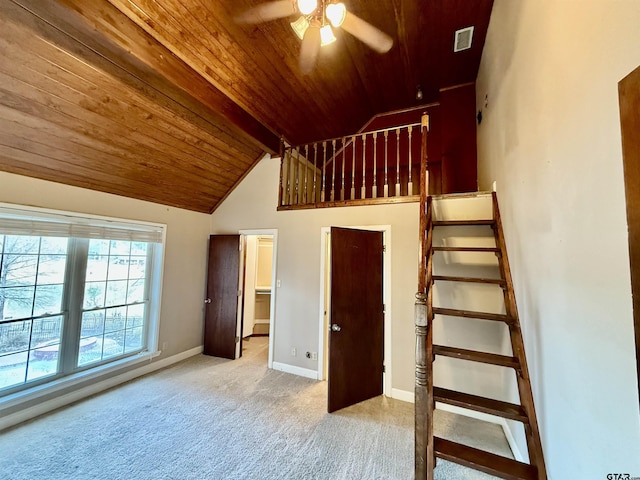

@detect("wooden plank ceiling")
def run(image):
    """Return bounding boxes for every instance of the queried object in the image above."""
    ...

[0,0,493,213]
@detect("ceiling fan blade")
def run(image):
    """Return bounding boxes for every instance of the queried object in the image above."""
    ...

[235,1,296,24]
[299,25,321,74]
[340,12,393,54]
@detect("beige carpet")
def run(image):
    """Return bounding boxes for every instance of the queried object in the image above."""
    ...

[0,337,511,479]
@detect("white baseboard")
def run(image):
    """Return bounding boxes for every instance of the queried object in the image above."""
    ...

[499,419,526,462]
[390,388,525,462]
[391,388,415,403]
[271,361,318,380]
[0,345,203,432]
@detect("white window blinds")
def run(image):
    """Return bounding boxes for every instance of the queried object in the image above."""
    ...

[0,204,165,243]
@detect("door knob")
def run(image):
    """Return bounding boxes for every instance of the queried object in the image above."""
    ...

[204,298,212,304]
[331,324,341,332]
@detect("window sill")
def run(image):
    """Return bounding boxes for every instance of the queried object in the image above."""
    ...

[0,350,161,411]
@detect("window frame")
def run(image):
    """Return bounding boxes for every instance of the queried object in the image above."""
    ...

[0,202,166,402]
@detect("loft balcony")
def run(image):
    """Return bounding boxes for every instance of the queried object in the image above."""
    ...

[278,117,428,210]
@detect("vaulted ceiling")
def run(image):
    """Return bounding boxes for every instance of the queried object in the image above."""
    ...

[0,0,493,213]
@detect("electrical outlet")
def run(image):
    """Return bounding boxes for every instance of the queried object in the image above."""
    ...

[291,347,296,357]
[162,342,168,351]
[277,279,281,288]
[311,352,318,360]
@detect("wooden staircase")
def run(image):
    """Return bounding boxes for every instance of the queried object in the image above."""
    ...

[414,192,546,480]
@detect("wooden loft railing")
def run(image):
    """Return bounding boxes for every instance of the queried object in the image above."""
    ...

[277,115,429,210]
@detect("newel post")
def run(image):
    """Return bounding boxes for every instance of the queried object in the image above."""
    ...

[415,292,433,479]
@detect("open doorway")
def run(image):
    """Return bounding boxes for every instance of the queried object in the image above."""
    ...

[318,225,392,406]
[239,230,278,367]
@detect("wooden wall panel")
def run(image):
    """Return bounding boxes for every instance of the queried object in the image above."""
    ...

[440,84,478,193]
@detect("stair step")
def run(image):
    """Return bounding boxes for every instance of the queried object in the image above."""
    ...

[434,387,528,422]
[432,246,500,253]
[435,437,537,480]
[433,307,514,324]
[433,345,520,369]
[433,275,506,286]
[433,220,495,227]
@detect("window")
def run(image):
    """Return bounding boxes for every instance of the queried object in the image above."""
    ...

[0,205,165,396]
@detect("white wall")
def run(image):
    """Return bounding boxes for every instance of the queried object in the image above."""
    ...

[0,171,211,358]
[431,195,516,413]
[210,155,420,392]
[476,1,640,477]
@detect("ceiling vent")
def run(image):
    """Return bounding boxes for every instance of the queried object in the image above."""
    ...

[454,26,474,52]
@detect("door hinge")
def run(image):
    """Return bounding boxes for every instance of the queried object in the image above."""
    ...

[382,304,386,312]
[237,289,242,297]
[383,245,387,253]
[235,336,240,343]
[383,365,386,373]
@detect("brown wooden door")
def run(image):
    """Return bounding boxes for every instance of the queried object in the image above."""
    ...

[328,227,384,413]
[620,65,640,407]
[204,235,240,359]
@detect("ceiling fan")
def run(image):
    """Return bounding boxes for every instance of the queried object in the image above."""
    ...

[236,0,394,74]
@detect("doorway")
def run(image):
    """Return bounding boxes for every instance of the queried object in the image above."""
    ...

[239,230,278,368]
[318,225,392,406]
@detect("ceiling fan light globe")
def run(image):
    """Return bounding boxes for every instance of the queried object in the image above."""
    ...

[291,16,310,40]
[297,0,318,15]
[320,25,336,46]
[326,3,346,27]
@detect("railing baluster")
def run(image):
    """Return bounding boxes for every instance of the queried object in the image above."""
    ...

[351,135,356,200]
[384,131,389,198]
[321,141,327,202]
[361,133,367,199]
[286,148,292,205]
[331,139,336,201]
[278,140,285,207]
[395,128,401,197]
[341,137,346,201]
[295,146,301,205]
[303,145,309,204]
[408,126,413,196]
[312,143,318,204]
[372,132,378,198]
